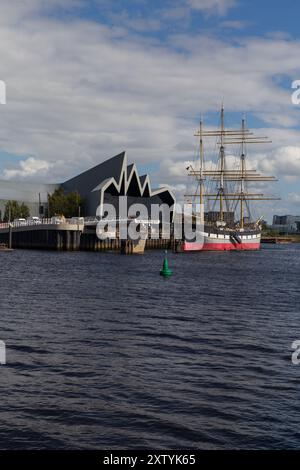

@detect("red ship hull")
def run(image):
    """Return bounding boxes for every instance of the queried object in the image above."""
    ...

[182,229,261,252]
[183,241,260,251]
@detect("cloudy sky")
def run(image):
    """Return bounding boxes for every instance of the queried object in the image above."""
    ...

[0,0,300,221]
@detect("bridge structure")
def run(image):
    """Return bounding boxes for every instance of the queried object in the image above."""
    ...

[0,217,170,252]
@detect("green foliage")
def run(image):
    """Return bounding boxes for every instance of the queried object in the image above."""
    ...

[4,200,30,221]
[261,226,280,236]
[48,188,84,218]
[260,220,268,230]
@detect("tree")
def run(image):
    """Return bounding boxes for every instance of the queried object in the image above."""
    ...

[20,203,30,219]
[48,188,84,218]
[4,200,30,222]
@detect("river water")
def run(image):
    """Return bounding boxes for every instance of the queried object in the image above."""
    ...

[0,245,299,449]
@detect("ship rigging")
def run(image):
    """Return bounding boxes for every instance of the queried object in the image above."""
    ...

[182,106,280,251]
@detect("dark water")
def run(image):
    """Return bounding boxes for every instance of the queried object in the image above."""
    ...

[0,245,299,449]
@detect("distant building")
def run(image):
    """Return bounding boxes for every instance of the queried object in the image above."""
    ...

[0,152,175,218]
[272,215,300,233]
[0,180,59,218]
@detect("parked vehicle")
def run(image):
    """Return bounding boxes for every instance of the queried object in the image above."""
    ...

[51,216,63,224]
[13,218,26,226]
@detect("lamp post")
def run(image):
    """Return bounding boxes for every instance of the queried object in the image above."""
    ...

[8,203,12,249]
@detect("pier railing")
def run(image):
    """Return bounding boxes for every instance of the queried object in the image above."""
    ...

[0,217,167,242]
[0,216,173,251]
[0,217,85,229]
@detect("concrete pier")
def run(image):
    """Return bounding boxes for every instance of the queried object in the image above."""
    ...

[0,220,172,252]
[0,222,84,251]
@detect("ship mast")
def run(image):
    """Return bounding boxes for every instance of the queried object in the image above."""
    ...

[199,117,204,221]
[219,105,225,222]
[240,117,246,229]
[185,106,280,226]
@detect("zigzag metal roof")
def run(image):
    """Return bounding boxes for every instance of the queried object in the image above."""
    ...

[62,151,175,203]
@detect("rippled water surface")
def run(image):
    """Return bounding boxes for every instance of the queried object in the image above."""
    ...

[0,245,299,449]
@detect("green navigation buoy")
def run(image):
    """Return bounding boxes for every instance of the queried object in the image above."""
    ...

[160,250,173,277]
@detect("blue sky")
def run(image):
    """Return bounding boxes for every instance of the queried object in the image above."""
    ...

[0,0,300,221]
[57,0,300,41]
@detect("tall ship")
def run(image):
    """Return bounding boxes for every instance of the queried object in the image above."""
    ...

[183,106,279,251]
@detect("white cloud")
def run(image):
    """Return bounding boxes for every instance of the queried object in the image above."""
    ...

[219,20,248,29]
[187,0,237,15]
[3,157,51,179]
[288,193,300,204]
[0,0,298,219]
[256,146,300,179]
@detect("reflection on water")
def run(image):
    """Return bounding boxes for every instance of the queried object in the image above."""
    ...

[0,245,299,449]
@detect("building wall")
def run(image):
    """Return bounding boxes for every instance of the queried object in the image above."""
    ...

[273,215,300,225]
[0,180,59,219]
[103,193,174,220]
[0,153,175,219]
[272,214,300,233]
[0,180,174,219]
